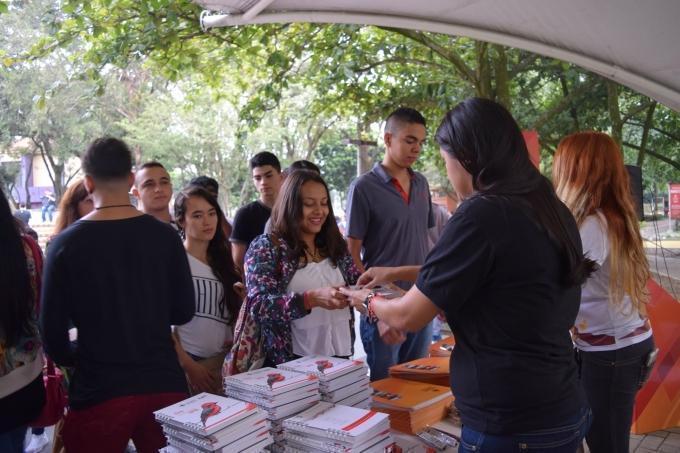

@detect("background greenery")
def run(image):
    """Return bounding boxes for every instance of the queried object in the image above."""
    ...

[1,0,678,216]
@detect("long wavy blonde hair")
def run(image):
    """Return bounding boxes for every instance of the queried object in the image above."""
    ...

[553,132,649,313]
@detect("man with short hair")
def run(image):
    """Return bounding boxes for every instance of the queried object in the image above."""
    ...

[14,203,31,226]
[346,107,434,380]
[230,151,282,272]
[40,137,195,452]
[189,175,219,198]
[132,161,174,226]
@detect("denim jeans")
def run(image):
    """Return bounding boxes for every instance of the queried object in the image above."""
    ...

[459,407,592,452]
[360,317,432,381]
[580,336,654,453]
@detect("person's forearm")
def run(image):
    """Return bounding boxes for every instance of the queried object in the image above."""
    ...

[371,296,413,332]
[388,266,421,283]
[347,238,365,272]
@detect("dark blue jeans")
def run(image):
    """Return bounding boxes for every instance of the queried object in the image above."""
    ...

[580,336,654,453]
[459,407,591,452]
[360,317,432,381]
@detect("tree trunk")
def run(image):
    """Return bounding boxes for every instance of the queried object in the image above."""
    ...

[24,152,34,206]
[492,44,511,110]
[606,81,623,147]
[475,42,493,99]
[636,101,657,167]
[559,73,580,130]
[357,120,372,176]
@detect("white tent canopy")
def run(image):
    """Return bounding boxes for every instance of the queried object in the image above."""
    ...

[195,0,680,112]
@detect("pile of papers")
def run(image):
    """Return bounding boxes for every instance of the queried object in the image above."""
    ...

[224,367,321,451]
[154,392,272,452]
[370,378,453,434]
[428,336,455,357]
[388,357,450,387]
[278,355,371,409]
[283,401,393,452]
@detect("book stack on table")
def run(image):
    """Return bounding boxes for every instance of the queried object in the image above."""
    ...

[224,367,321,451]
[154,392,272,452]
[277,355,371,409]
[282,401,393,452]
[370,378,454,435]
[388,357,450,387]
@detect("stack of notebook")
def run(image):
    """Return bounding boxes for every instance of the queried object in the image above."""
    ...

[370,378,454,434]
[388,357,450,387]
[428,336,455,357]
[282,401,393,452]
[224,367,321,451]
[277,355,371,409]
[153,392,272,452]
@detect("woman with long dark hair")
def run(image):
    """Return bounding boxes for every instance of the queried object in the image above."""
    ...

[553,132,655,453]
[342,98,594,452]
[0,186,46,452]
[242,170,361,368]
[173,185,241,394]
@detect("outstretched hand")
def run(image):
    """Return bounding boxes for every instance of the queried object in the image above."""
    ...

[307,287,349,310]
[357,267,394,288]
[338,287,372,314]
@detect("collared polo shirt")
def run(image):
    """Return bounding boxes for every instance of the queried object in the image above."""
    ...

[346,163,434,285]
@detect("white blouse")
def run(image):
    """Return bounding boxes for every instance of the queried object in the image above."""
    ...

[286,258,352,357]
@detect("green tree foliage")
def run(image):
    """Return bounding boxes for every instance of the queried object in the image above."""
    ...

[4,0,678,203]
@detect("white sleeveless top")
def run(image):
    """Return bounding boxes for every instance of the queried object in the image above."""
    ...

[286,258,352,357]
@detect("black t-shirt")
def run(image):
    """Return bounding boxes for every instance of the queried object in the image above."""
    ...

[230,200,271,249]
[40,215,195,409]
[416,195,586,434]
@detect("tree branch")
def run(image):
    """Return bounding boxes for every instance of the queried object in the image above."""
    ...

[621,101,654,123]
[624,121,680,143]
[532,78,599,130]
[353,57,448,73]
[623,141,680,170]
[379,27,477,84]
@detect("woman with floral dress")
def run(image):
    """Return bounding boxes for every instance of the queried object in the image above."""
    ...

[244,170,361,367]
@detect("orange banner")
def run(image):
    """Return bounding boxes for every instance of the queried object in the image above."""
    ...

[631,279,680,433]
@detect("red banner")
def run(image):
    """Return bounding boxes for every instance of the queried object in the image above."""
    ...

[522,130,540,169]
[669,183,680,220]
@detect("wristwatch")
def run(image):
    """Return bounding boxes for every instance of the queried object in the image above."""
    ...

[362,291,375,312]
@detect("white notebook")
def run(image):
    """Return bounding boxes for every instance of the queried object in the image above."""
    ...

[154,393,259,436]
[283,401,389,446]
[224,367,319,396]
[277,355,367,380]
[161,413,268,450]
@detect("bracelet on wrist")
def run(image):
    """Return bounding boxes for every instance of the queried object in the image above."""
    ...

[363,292,379,322]
[303,291,313,310]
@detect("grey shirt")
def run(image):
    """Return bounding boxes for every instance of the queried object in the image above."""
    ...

[346,163,434,286]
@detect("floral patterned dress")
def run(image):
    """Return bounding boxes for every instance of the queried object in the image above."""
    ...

[244,234,361,366]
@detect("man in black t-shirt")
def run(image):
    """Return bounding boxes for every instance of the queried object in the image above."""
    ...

[40,138,194,453]
[230,151,282,272]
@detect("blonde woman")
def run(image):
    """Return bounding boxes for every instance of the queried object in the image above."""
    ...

[553,131,655,453]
